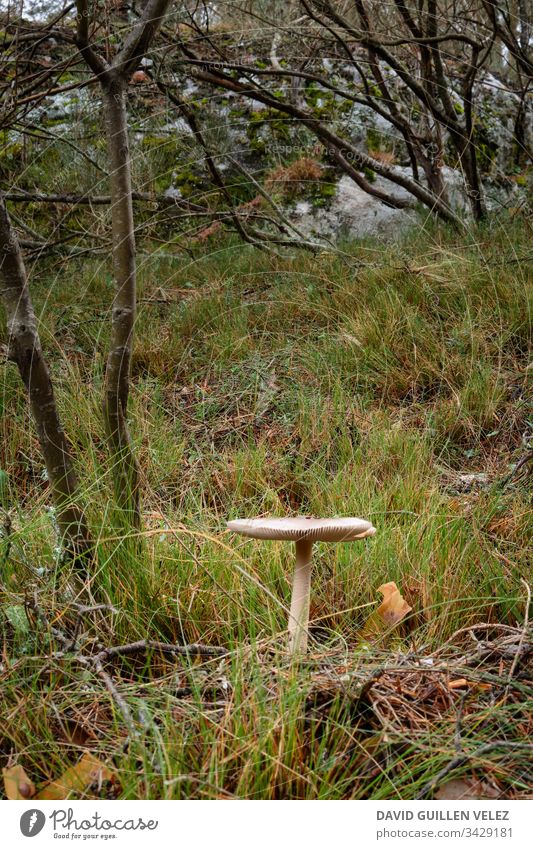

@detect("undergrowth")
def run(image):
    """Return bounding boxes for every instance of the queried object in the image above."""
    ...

[0,216,531,799]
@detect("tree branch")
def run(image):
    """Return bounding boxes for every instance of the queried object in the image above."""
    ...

[75,0,110,81]
[113,0,172,79]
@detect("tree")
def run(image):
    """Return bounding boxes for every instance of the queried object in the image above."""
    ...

[167,0,531,223]
[75,0,172,527]
[0,0,172,564]
[0,194,92,565]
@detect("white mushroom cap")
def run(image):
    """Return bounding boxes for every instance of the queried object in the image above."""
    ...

[227,516,376,542]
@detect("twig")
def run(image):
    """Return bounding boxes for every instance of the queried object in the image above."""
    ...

[70,602,118,645]
[27,595,227,740]
[436,622,521,650]
[18,122,108,175]
[74,652,139,738]
[226,154,334,253]
[499,450,533,489]
[3,190,203,210]
[96,640,228,661]
[92,659,138,736]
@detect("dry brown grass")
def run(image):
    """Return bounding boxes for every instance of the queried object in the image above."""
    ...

[368,149,397,166]
[265,157,324,199]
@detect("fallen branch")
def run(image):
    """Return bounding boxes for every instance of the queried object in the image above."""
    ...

[3,190,204,210]
[96,640,228,661]
[27,595,227,739]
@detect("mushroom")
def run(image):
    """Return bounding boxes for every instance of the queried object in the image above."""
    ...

[227,516,376,654]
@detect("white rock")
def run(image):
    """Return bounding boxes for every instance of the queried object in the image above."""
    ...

[164,186,182,200]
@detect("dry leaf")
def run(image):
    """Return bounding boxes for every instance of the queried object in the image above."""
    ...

[3,764,36,800]
[376,582,412,626]
[359,581,412,641]
[436,778,500,800]
[36,753,114,800]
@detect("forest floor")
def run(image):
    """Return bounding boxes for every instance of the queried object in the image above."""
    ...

[0,217,532,799]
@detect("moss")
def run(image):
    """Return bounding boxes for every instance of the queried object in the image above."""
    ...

[311,181,337,207]
[57,71,78,83]
[249,135,267,154]
[169,166,203,197]
[244,106,292,153]
[248,110,266,123]
[141,134,170,149]
[470,110,500,174]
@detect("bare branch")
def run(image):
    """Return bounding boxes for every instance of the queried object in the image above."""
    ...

[113,0,173,79]
[75,0,110,81]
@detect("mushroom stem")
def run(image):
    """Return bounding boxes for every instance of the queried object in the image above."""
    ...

[288,539,314,654]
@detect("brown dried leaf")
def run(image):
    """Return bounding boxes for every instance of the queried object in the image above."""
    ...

[36,753,114,800]
[359,581,412,641]
[436,778,500,800]
[3,764,36,800]
[376,581,412,626]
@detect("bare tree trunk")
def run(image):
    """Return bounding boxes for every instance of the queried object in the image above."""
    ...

[424,161,449,204]
[0,195,92,565]
[75,0,171,527]
[518,0,532,52]
[102,80,140,525]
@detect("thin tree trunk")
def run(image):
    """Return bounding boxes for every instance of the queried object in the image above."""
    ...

[102,80,140,525]
[513,88,532,166]
[75,0,171,528]
[0,194,92,564]
[452,130,487,221]
[423,156,449,205]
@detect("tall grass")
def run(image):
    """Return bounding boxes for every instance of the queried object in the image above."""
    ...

[0,218,531,798]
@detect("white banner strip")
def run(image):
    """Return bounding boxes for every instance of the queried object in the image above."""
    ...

[2,799,532,848]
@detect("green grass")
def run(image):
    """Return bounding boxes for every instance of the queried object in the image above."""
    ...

[0,217,532,799]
